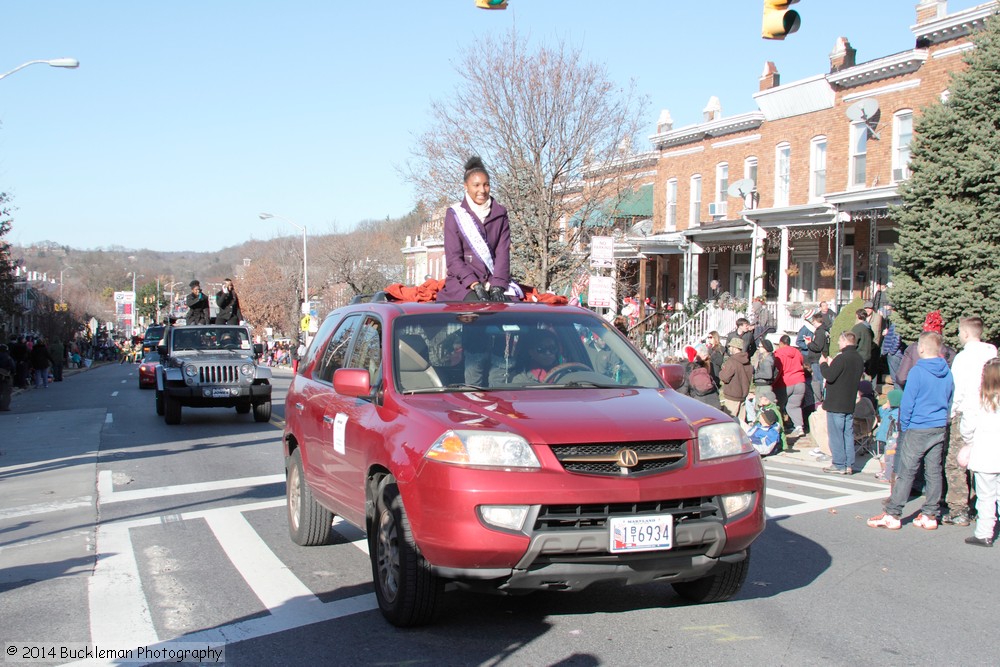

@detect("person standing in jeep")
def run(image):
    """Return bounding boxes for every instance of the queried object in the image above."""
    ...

[185,280,210,325]
[215,278,242,325]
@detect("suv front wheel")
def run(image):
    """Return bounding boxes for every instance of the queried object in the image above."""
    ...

[370,480,442,627]
[671,550,751,603]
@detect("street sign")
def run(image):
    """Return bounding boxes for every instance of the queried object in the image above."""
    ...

[300,314,311,332]
[590,236,614,268]
[588,275,615,308]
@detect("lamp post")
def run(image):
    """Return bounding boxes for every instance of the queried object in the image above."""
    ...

[59,266,73,304]
[0,58,79,81]
[259,211,309,321]
[127,272,143,335]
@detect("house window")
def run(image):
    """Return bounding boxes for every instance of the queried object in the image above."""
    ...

[839,248,854,296]
[810,137,827,199]
[666,178,678,231]
[790,258,817,302]
[774,143,790,207]
[689,175,702,227]
[731,252,750,301]
[850,122,868,187]
[892,110,913,182]
[714,163,728,217]
[744,156,758,185]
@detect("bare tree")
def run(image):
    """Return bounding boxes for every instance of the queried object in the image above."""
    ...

[239,254,300,336]
[404,28,648,291]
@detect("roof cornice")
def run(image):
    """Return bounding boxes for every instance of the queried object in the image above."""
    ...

[649,111,765,150]
[826,50,928,88]
[911,1,997,45]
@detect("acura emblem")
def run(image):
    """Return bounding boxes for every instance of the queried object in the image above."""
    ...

[616,448,639,468]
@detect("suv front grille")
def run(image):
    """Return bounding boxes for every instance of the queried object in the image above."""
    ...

[197,364,240,384]
[550,440,688,476]
[534,497,719,532]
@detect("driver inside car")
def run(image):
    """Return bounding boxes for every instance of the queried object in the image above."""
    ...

[510,330,564,384]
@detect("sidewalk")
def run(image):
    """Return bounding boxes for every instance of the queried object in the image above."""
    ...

[773,431,884,477]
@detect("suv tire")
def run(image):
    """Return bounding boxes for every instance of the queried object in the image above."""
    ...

[164,394,182,425]
[286,449,334,546]
[671,550,750,604]
[370,480,442,627]
[253,399,272,423]
[155,390,165,416]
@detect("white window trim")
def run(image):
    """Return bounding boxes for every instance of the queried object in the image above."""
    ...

[774,143,790,207]
[666,178,678,231]
[891,109,913,182]
[809,136,827,202]
[849,122,868,189]
[689,175,702,227]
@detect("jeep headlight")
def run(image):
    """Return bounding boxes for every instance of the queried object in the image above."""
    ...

[240,363,253,376]
[425,430,540,469]
[184,365,198,378]
[697,422,752,461]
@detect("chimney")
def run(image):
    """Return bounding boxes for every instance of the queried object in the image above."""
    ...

[829,37,857,73]
[759,61,780,91]
[702,96,721,123]
[916,0,946,24]
[657,109,673,133]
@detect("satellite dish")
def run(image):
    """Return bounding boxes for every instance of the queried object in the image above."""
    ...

[846,98,881,140]
[629,219,654,237]
[727,178,756,199]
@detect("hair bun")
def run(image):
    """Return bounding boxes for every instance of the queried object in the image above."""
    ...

[464,155,485,172]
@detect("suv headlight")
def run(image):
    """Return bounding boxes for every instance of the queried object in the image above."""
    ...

[697,422,752,461]
[184,365,198,378]
[240,363,254,376]
[425,430,540,469]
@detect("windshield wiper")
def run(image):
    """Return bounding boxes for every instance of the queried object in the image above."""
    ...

[548,380,623,388]
[402,383,490,395]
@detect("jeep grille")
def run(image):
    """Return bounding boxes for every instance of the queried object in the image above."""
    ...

[198,364,241,384]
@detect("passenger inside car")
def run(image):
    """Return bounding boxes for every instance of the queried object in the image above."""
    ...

[509,329,564,384]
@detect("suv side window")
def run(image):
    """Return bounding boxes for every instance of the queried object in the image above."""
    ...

[314,315,361,384]
[348,316,383,388]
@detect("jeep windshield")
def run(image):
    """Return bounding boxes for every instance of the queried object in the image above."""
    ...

[172,327,251,352]
[393,310,662,393]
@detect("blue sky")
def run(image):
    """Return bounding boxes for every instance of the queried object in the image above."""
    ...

[0,1,984,253]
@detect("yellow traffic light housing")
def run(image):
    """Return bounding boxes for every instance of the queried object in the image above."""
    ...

[475,0,508,9]
[762,0,800,40]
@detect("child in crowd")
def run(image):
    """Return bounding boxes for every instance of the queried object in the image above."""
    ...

[959,358,1000,547]
[748,409,782,457]
[875,389,903,483]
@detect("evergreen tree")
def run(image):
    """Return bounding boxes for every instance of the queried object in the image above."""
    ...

[891,14,1000,347]
[0,193,20,330]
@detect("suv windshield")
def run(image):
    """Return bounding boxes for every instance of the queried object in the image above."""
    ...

[393,311,661,393]
[144,326,165,343]
[172,327,251,352]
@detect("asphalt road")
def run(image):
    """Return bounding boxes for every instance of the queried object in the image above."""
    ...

[0,362,995,666]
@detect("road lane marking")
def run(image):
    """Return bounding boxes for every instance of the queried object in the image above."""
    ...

[765,489,889,519]
[105,413,113,424]
[89,521,158,647]
[766,473,874,494]
[98,470,284,504]
[764,488,817,503]
[111,391,119,397]
[0,496,93,521]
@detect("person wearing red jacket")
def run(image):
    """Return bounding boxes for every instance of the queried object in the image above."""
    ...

[774,334,808,439]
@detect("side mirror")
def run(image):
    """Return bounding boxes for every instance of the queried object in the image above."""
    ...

[334,368,371,397]
[253,343,265,357]
[157,343,167,357]
[657,364,686,390]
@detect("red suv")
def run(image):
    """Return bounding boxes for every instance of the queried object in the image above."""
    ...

[283,301,765,626]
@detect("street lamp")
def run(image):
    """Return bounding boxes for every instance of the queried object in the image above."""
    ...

[59,266,73,304]
[259,212,309,317]
[127,272,143,335]
[0,58,79,81]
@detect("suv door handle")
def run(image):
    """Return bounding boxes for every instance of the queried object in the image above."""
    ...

[323,415,336,424]
[294,402,304,411]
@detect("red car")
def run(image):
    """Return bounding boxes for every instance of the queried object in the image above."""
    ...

[283,301,765,627]
[137,351,160,389]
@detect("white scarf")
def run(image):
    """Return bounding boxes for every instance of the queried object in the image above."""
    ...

[465,193,491,223]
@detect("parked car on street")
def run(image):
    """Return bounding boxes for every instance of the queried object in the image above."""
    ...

[137,351,160,389]
[282,300,766,627]
[155,324,272,424]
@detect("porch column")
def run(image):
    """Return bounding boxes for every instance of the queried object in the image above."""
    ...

[778,226,790,332]
[749,221,766,303]
[687,244,699,303]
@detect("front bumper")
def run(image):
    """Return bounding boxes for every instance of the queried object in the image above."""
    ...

[163,383,271,407]
[401,453,765,588]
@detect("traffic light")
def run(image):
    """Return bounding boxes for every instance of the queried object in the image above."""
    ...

[762,0,800,40]
[475,0,508,9]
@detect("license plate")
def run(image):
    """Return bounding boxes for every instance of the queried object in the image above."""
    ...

[211,388,231,398]
[609,514,673,553]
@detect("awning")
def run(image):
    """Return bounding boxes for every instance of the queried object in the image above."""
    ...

[569,184,654,227]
